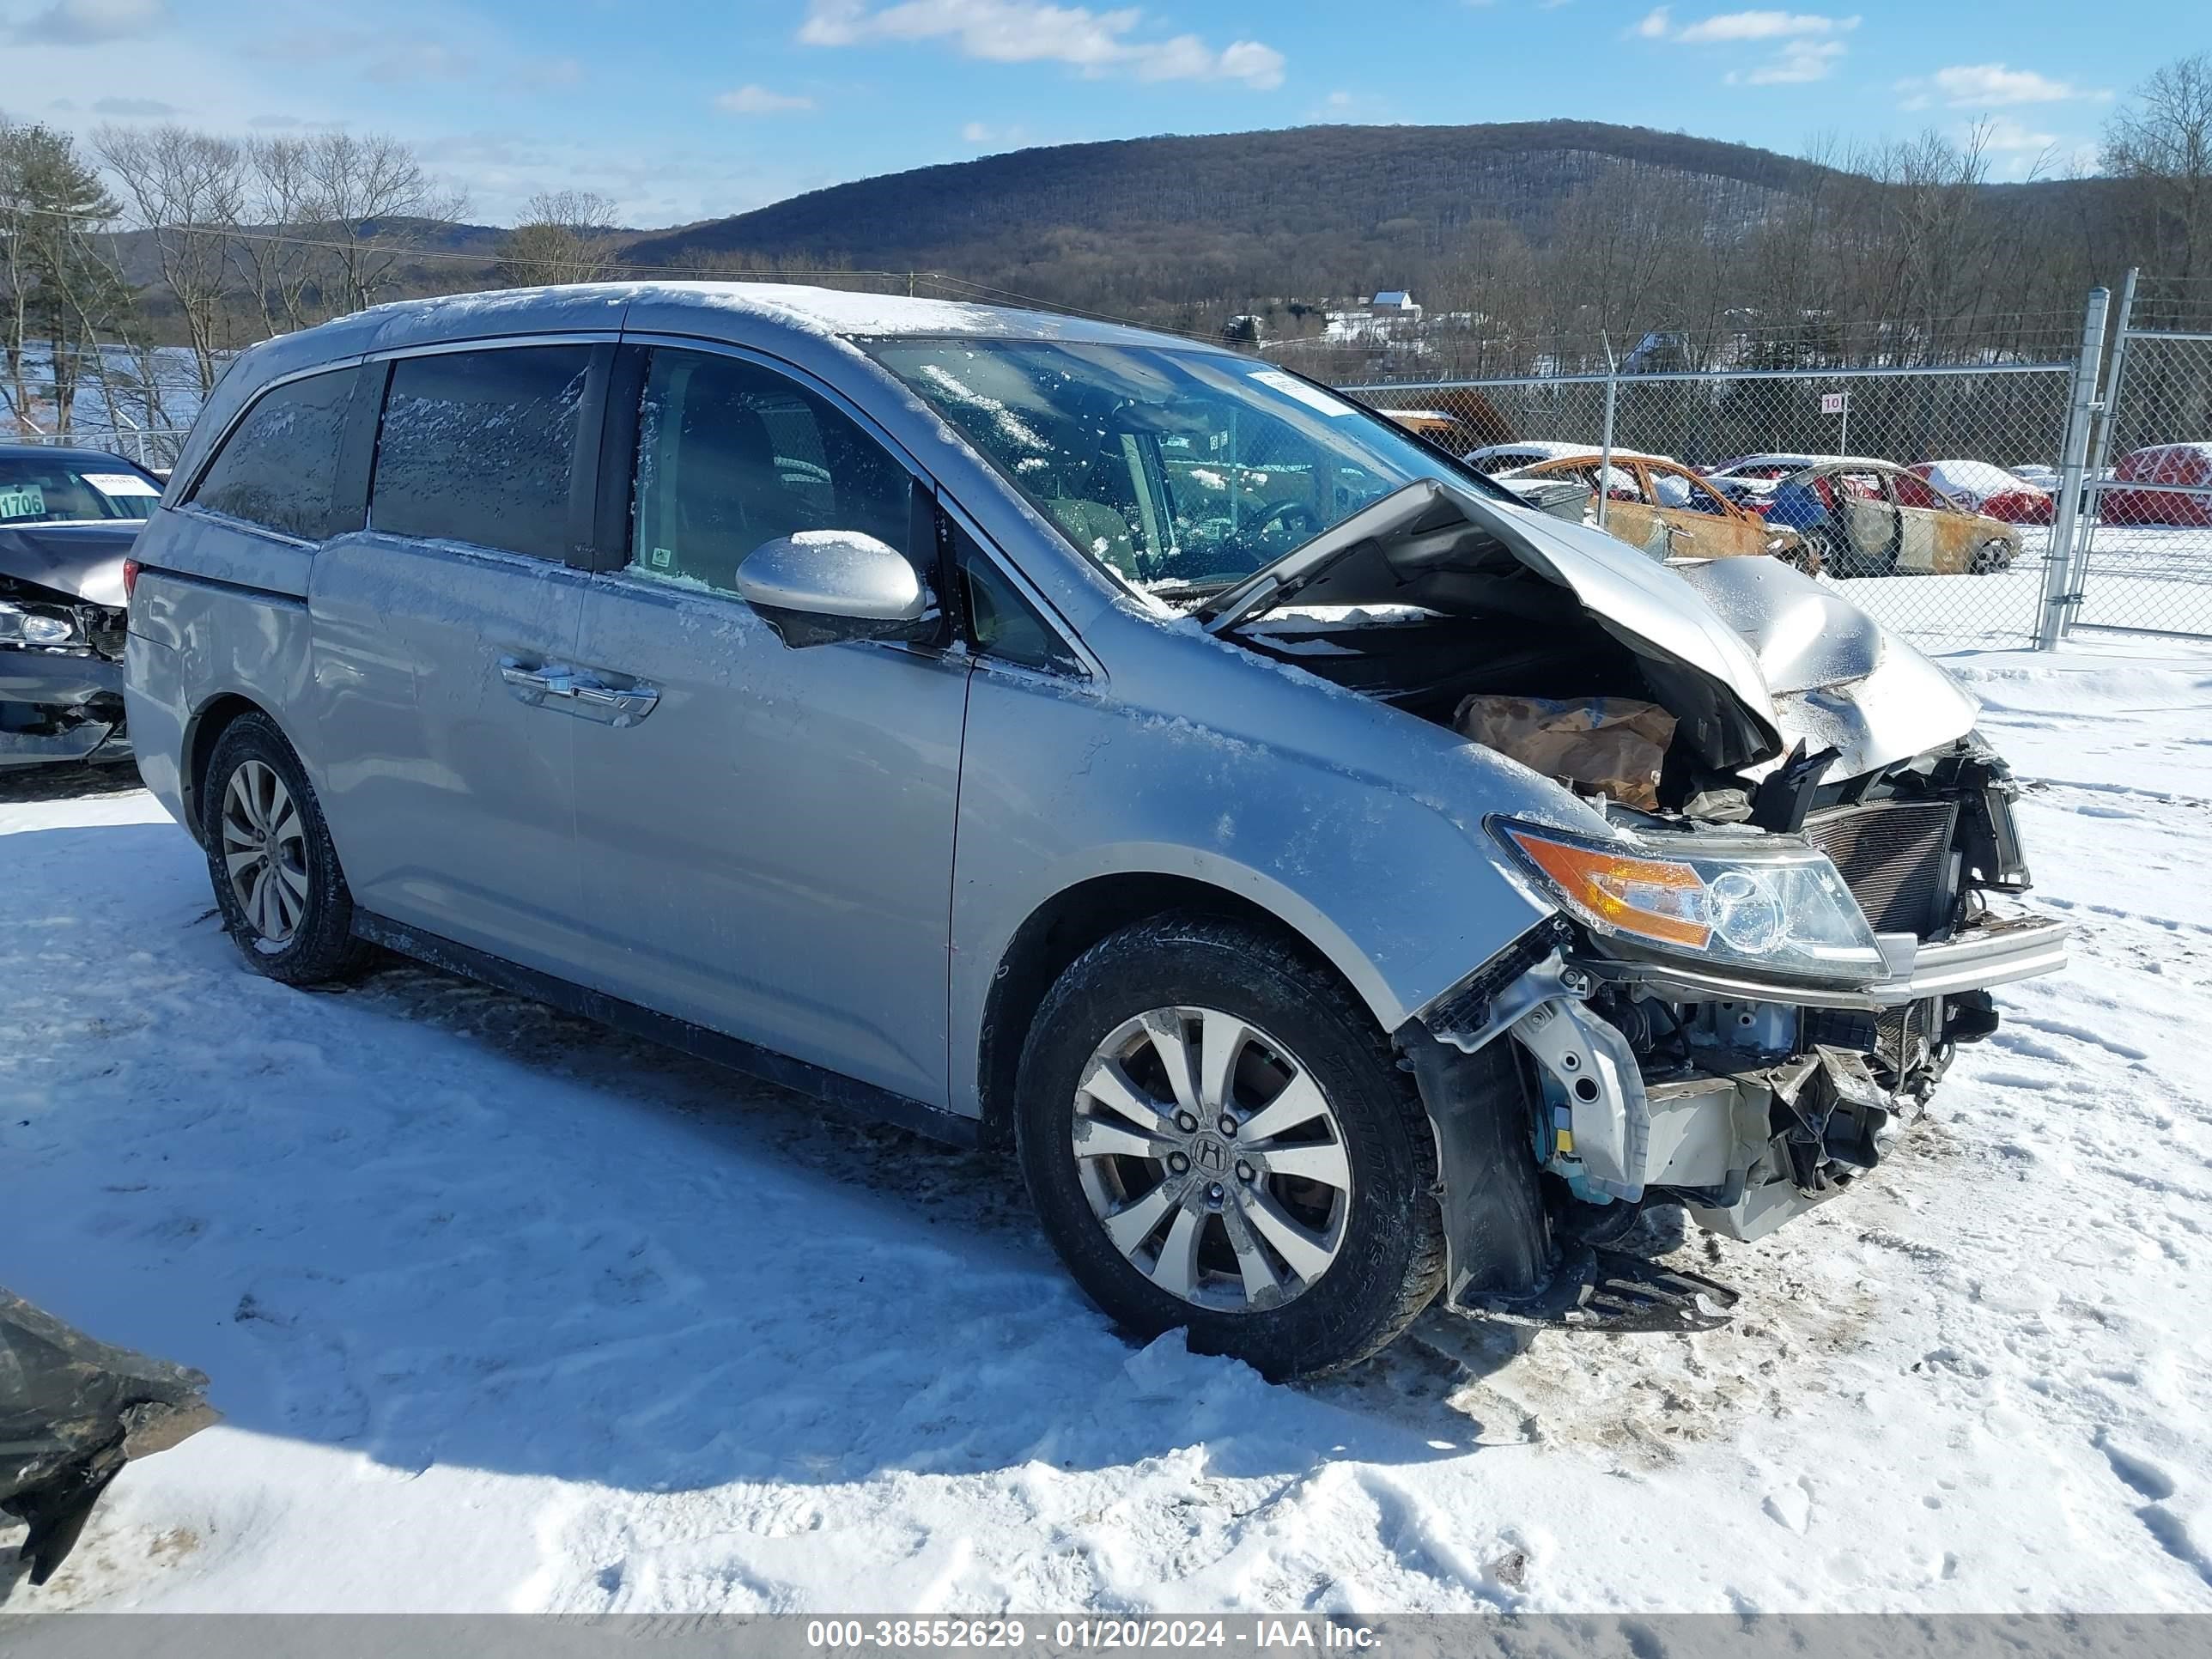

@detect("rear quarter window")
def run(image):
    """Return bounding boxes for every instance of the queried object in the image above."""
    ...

[189,366,362,541]
[370,345,592,562]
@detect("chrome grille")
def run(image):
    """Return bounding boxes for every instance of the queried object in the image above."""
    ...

[1804,799,1960,938]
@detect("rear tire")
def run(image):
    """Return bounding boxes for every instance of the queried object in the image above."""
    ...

[1814,527,1893,579]
[203,713,372,986]
[1776,536,1822,577]
[1015,914,1445,1380]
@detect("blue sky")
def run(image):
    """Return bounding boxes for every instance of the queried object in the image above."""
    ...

[11,0,2181,227]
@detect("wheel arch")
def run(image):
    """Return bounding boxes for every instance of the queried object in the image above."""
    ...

[974,868,1388,1151]
[182,692,285,844]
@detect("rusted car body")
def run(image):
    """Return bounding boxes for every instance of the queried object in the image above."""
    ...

[1498,453,1812,569]
[1764,459,2021,577]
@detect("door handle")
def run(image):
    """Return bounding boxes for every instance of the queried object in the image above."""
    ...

[497,659,657,726]
[499,657,560,705]
[566,678,659,727]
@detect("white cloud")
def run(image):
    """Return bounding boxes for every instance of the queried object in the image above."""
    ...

[1639,9,1856,83]
[1977,115,2057,151]
[715,83,815,115]
[961,119,992,142]
[1675,9,1855,43]
[1895,63,2104,112]
[1734,38,1844,83]
[12,0,165,43]
[798,1,1285,89]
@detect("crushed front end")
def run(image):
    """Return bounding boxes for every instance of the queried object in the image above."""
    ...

[1408,731,2069,1312]
[0,550,132,770]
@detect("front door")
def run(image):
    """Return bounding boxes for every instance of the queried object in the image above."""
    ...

[1831,470,1900,570]
[308,343,605,975]
[568,343,970,1107]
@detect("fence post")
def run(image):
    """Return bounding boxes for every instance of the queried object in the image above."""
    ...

[2038,285,2108,651]
[1595,336,1619,533]
[2061,266,2138,634]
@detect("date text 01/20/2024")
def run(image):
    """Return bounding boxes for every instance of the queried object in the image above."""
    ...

[802,1620,1383,1650]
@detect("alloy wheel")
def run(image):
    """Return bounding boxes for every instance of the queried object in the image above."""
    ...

[1072,1006,1352,1313]
[219,758,310,949]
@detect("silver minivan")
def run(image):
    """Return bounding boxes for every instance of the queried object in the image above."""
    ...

[125,284,2069,1377]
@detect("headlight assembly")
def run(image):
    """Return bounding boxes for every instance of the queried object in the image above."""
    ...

[0,599,82,647]
[1492,818,1886,982]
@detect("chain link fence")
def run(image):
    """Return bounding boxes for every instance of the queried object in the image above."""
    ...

[6,426,191,471]
[2068,319,2212,641]
[1344,362,2078,655]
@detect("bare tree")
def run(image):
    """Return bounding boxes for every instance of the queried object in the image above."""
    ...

[498,189,622,285]
[234,137,328,336]
[95,123,245,398]
[2104,52,2212,291]
[298,131,469,315]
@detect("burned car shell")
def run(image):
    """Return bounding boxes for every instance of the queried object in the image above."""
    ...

[125,283,2069,1328]
[1763,459,2021,577]
[1496,453,1811,568]
[0,520,137,769]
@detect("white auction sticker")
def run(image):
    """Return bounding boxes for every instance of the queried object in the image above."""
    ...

[84,472,161,496]
[1249,368,1354,417]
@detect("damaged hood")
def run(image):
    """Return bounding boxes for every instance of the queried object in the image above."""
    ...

[0,522,138,609]
[1670,553,1980,776]
[1201,478,1979,776]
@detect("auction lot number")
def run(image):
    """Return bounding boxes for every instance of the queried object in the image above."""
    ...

[806,1621,1233,1648]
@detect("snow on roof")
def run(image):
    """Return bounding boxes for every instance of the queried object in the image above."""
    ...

[1372,290,1414,306]
[2122,441,2212,459]
[1709,453,1832,472]
[1921,459,2044,501]
[1465,441,1595,459]
[1466,441,1662,462]
[357,280,1188,346]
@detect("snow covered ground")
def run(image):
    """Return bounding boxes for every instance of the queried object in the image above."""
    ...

[1784,525,2212,655]
[5,640,2212,1614]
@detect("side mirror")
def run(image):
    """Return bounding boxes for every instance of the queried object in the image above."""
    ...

[734,531,933,649]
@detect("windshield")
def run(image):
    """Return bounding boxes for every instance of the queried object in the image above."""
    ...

[0,456,161,524]
[869,338,1501,590]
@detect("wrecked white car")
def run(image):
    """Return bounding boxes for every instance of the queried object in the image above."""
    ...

[125,287,2067,1379]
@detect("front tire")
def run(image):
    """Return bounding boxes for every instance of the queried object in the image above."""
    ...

[1015,914,1445,1380]
[203,713,371,986]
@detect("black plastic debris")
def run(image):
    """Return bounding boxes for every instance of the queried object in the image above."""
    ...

[2,1288,218,1589]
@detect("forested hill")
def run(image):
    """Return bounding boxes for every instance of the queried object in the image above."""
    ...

[623,120,1835,271]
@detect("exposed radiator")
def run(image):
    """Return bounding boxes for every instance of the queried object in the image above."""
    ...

[1803,799,1960,939]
